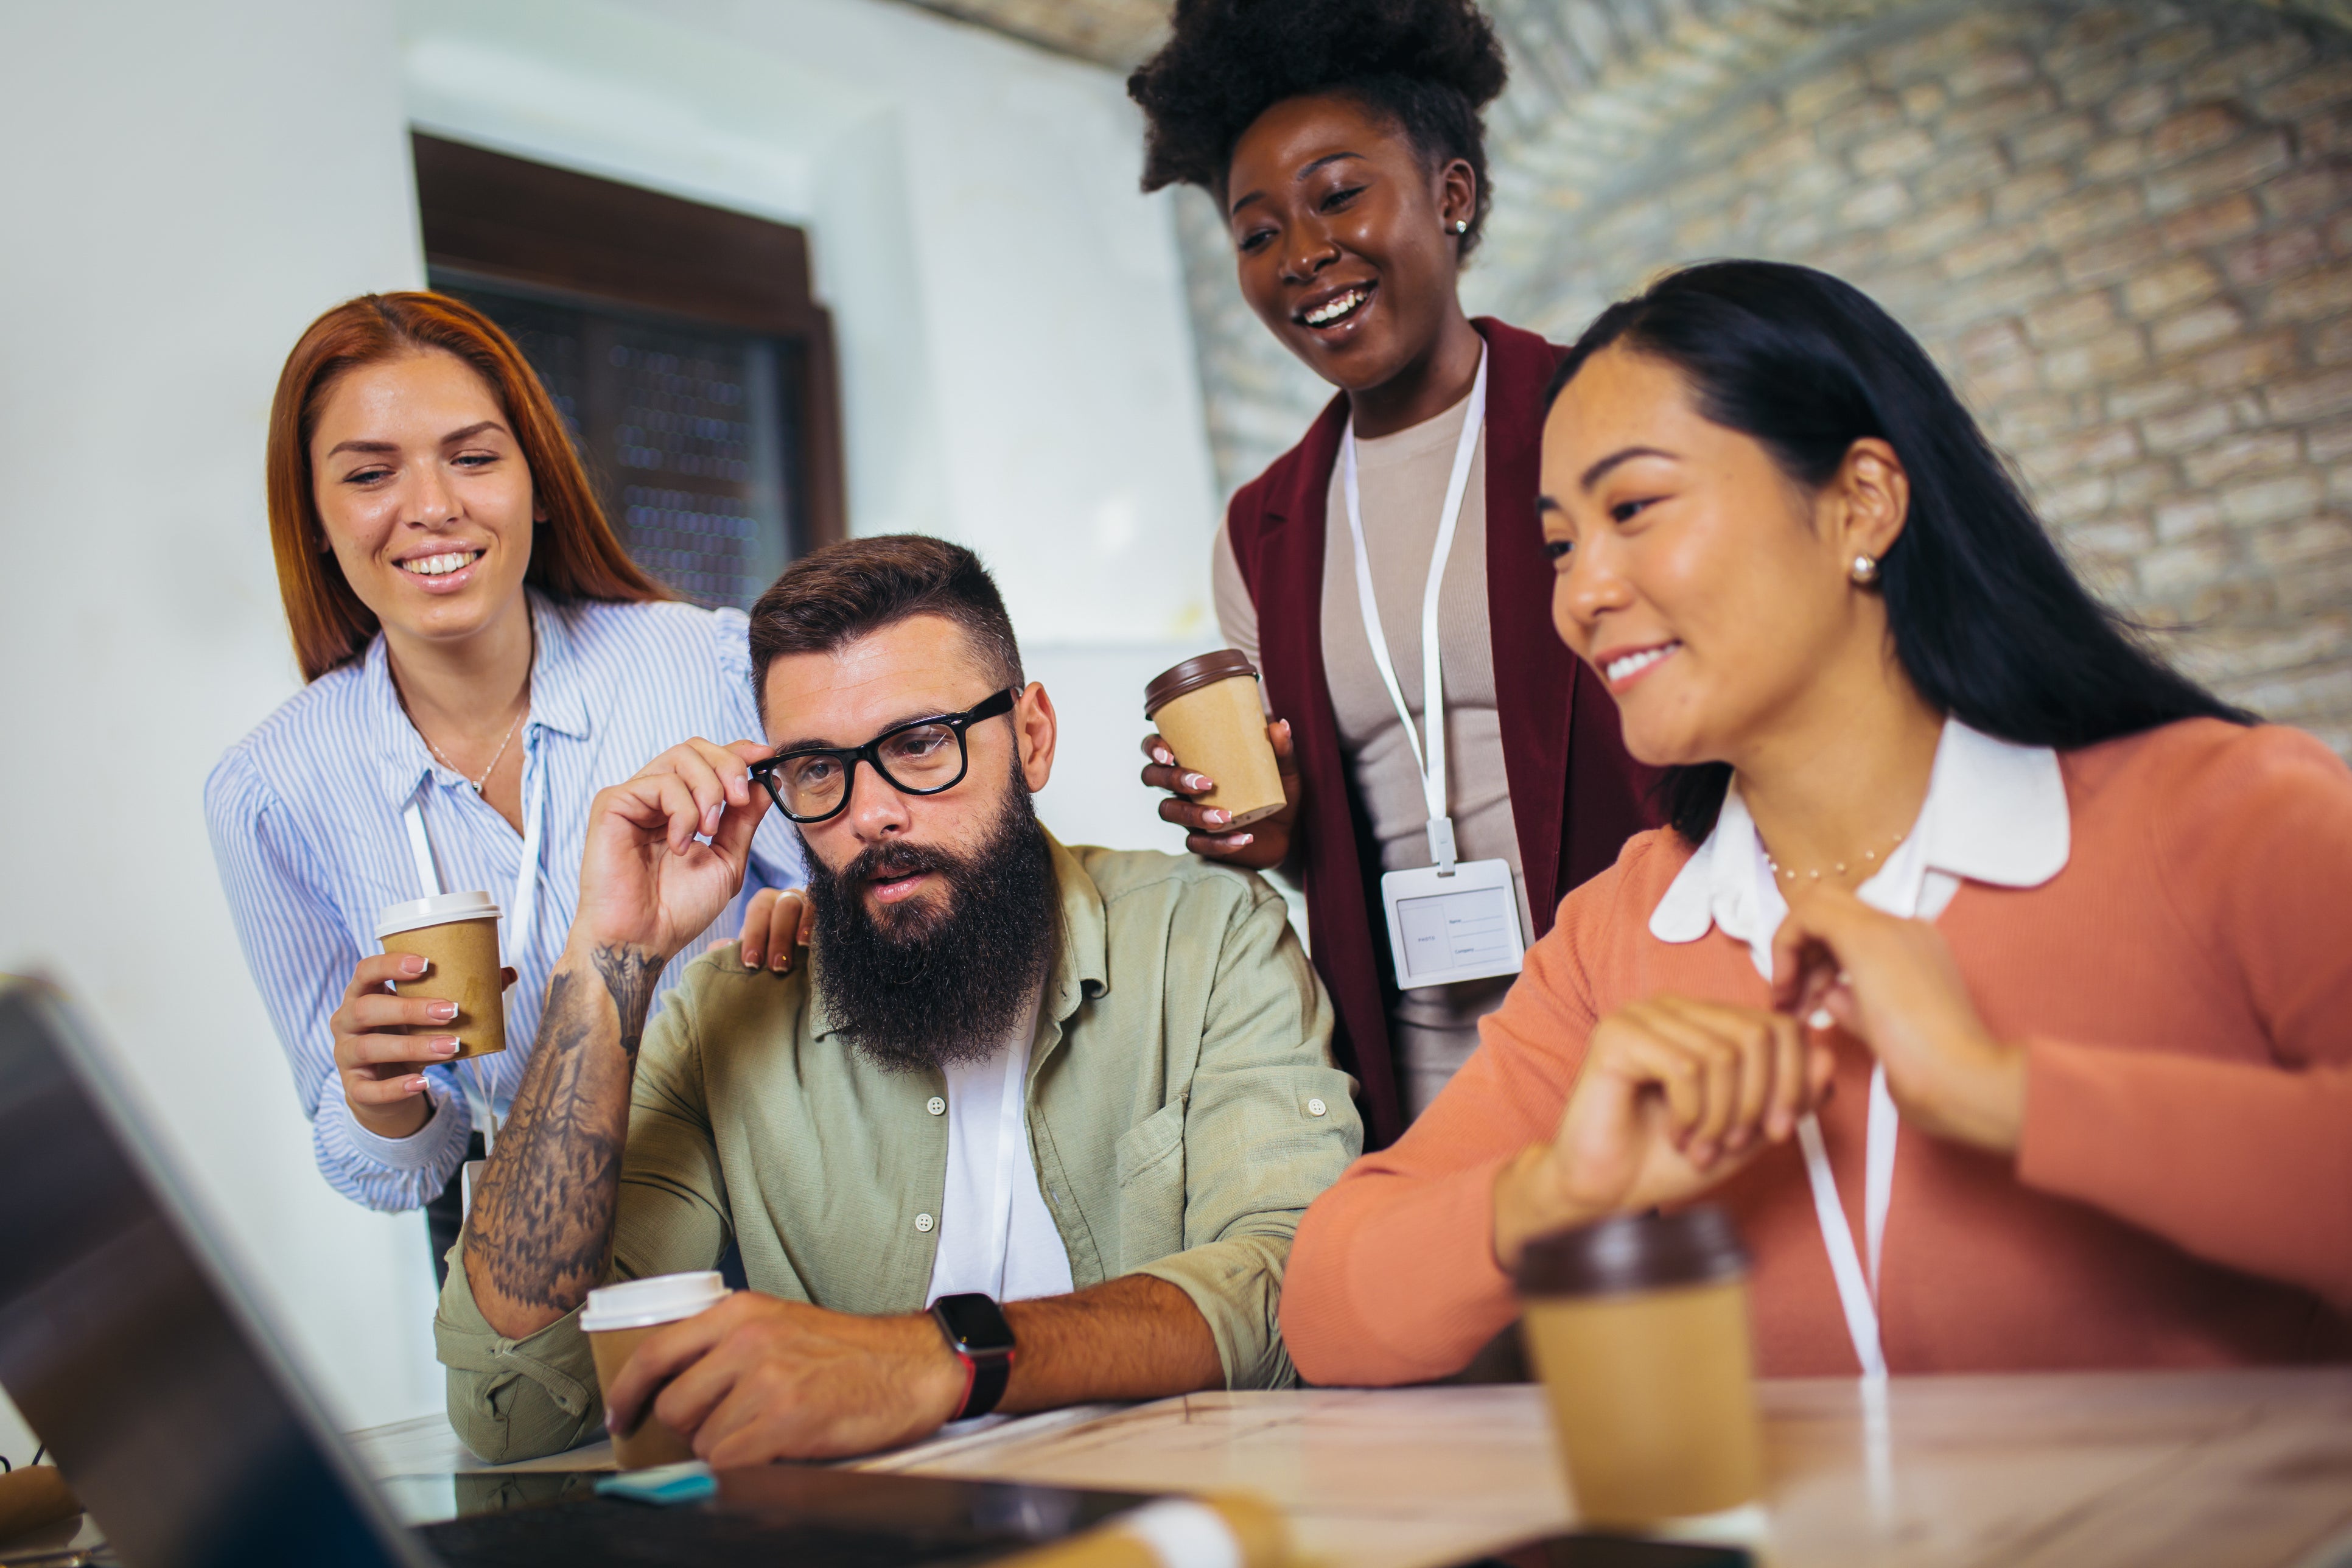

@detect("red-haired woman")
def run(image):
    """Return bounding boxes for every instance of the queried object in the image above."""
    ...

[205,292,804,1276]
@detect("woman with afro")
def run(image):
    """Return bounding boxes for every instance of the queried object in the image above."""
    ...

[1130,0,1654,1145]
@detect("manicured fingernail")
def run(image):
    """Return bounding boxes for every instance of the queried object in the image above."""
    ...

[1807,1007,1834,1031]
[406,1076,429,1093]
[401,954,427,975]
[433,1037,460,1056]
[1230,833,1254,847]
[1154,747,1174,765]
[1205,808,1231,825]
[429,1001,458,1021]
[772,951,789,971]
[1184,774,1211,791]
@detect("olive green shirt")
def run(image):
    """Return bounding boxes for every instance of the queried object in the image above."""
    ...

[434,836,1361,1462]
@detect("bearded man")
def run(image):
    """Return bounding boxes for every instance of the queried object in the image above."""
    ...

[436,536,1360,1465]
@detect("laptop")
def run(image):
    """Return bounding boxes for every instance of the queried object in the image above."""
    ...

[0,977,1146,1567]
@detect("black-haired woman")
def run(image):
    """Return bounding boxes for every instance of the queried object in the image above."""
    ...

[1129,0,1654,1144]
[1281,259,2352,1384]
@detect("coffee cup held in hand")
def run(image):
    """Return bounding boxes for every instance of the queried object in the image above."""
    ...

[583,1272,731,1469]
[375,891,506,1059]
[1516,1207,1765,1530]
[1144,649,1286,828]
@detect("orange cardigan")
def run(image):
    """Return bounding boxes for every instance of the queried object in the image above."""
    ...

[1281,720,2352,1383]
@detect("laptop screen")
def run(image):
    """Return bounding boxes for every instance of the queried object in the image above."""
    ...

[0,979,427,1568]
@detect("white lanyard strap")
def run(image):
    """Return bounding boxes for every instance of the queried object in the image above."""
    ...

[1796,1062,1900,1380]
[1340,345,1488,874]
[399,726,542,1141]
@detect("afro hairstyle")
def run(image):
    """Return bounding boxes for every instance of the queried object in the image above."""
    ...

[1127,0,1510,259]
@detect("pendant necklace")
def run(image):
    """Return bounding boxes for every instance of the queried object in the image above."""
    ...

[421,699,527,794]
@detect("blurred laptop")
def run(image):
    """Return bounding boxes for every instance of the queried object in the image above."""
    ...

[0,977,1144,1567]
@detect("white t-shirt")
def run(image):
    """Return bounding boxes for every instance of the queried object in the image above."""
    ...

[924,1006,1073,1307]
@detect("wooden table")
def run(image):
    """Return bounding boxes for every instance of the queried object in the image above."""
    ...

[349,1370,2352,1568]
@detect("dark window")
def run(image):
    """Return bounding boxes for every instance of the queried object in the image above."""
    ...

[411,134,845,610]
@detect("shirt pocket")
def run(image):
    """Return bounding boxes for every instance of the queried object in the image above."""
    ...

[1111,1096,1188,1273]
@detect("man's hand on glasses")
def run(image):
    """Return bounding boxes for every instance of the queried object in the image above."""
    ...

[568,738,775,971]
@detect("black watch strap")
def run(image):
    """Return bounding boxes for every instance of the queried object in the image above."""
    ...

[931,1293,1016,1421]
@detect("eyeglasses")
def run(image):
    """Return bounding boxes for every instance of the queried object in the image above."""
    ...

[751,688,1019,824]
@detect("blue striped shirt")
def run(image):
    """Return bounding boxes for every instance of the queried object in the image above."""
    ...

[205,592,803,1213]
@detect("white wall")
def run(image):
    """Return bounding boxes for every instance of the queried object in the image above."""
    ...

[0,0,1223,1457]
[0,0,436,1451]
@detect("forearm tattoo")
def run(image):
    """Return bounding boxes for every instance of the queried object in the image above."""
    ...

[467,964,637,1315]
[590,943,663,1060]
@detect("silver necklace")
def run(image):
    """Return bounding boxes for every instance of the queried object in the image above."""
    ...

[1764,828,1906,886]
[422,700,526,793]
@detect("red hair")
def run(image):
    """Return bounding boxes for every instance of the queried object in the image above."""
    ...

[265,291,670,682]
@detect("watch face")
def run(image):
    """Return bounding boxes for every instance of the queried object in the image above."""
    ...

[932,1292,1015,1355]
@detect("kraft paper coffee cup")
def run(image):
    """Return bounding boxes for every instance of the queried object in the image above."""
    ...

[375,891,506,1060]
[582,1272,731,1469]
[1144,649,1286,829]
[1516,1208,1765,1530]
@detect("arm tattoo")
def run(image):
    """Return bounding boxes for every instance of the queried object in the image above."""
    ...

[466,966,632,1318]
[590,943,663,1060]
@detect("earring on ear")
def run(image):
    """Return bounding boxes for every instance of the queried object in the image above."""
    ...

[1452,219,1469,234]
[1850,553,1880,586]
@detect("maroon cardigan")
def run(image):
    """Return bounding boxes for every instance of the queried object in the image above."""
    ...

[1223,318,1657,1148]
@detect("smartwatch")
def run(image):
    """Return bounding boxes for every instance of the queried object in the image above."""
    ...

[930,1292,1017,1421]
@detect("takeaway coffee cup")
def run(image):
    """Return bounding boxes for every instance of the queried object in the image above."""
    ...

[374,890,506,1060]
[1516,1207,1765,1529]
[583,1272,732,1469]
[1143,649,1287,829]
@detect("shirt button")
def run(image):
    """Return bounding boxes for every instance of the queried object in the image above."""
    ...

[1307,1097,1328,1117]
[927,1096,947,1116]
[915,1213,935,1233]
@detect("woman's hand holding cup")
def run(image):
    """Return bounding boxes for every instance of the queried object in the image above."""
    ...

[1492,996,1835,1272]
[330,953,516,1139]
[1139,718,1301,869]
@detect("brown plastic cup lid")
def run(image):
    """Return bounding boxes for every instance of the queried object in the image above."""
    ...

[1144,649,1259,718]
[1516,1207,1748,1300]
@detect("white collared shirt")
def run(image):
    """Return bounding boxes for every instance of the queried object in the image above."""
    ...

[1645,718,2071,1377]
[1649,718,2073,978]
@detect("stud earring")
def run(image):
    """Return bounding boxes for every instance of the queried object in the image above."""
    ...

[1850,553,1880,585]
[1452,219,1468,234]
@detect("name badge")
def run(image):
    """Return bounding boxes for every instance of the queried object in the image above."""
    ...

[1379,857,1525,990]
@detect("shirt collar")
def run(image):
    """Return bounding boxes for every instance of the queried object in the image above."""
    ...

[366,589,590,808]
[1648,717,2070,947]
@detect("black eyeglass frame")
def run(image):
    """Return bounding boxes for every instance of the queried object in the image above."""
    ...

[751,687,1021,824]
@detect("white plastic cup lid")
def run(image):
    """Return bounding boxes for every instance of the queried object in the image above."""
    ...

[580,1272,730,1334]
[375,889,502,939]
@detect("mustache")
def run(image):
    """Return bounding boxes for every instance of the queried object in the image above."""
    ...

[843,839,958,886]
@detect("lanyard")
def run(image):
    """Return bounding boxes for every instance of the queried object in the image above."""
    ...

[1777,833,1923,1382]
[398,722,543,1138]
[1340,345,1488,874]
[1795,1067,1897,1380]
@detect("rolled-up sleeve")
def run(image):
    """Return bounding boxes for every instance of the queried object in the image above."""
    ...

[436,979,733,1462]
[1135,873,1359,1390]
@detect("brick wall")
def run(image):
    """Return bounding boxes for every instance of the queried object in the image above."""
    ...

[1176,0,2352,755]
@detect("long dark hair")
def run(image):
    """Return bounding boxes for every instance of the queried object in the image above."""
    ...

[1545,261,2252,842]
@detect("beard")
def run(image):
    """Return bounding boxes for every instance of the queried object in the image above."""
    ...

[800,766,1060,1073]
